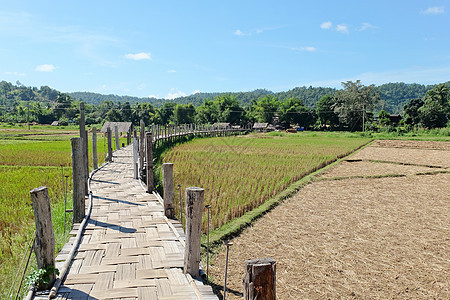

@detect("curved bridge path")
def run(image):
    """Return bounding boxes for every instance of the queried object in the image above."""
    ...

[48,145,216,300]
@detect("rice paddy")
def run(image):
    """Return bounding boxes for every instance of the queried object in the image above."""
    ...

[161,132,371,231]
[0,126,108,299]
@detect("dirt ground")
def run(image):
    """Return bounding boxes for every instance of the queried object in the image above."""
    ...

[209,140,450,299]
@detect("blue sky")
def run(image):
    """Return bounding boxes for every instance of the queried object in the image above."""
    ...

[1,1,449,99]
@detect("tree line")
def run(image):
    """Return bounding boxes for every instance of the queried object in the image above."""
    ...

[0,80,448,130]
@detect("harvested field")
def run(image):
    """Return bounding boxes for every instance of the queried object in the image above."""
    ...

[209,140,450,299]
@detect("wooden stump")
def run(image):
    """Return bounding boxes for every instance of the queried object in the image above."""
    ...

[162,163,175,218]
[145,132,154,192]
[243,258,276,300]
[92,127,98,170]
[115,125,120,150]
[183,187,204,277]
[139,120,145,176]
[107,127,113,162]
[71,138,85,223]
[30,186,56,290]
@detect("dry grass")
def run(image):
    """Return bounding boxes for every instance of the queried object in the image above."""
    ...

[209,140,450,299]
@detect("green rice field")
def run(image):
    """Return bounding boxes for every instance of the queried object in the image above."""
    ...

[0,126,108,299]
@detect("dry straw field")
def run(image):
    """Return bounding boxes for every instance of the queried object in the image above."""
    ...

[210,140,450,299]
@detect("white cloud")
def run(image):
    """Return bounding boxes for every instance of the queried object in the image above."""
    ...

[124,52,151,60]
[422,6,445,15]
[168,70,176,73]
[292,46,317,52]
[320,21,332,29]
[4,71,26,76]
[166,89,187,100]
[192,90,201,94]
[35,64,56,72]
[336,24,349,34]
[359,22,378,31]
[148,94,159,99]
[234,29,245,36]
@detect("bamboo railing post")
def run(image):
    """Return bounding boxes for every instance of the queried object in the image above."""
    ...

[107,127,113,162]
[79,103,88,196]
[127,127,131,145]
[92,127,98,170]
[243,258,276,300]
[71,138,85,223]
[30,186,56,290]
[115,125,120,150]
[139,120,145,177]
[133,136,139,179]
[162,163,175,218]
[183,187,204,277]
[146,132,154,192]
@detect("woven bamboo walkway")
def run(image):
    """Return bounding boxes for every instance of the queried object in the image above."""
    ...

[38,145,216,300]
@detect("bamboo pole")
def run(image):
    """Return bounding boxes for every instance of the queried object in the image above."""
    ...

[184,187,204,277]
[162,163,175,218]
[30,186,56,290]
[71,138,85,223]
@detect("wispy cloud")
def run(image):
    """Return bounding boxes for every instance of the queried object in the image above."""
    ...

[166,88,187,100]
[192,89,201,94]
[336,24,349,34]
[320,21,332,29]
[35,64,56,72]
[234,29,246,36]
[422,6,445,15]
[359,22,378,31]
[168,69,176,73]
[125,52,151,60]
[4,71,26,76]
[292,46,317,52]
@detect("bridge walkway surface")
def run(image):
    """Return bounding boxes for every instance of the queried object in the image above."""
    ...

[36,145,216,300]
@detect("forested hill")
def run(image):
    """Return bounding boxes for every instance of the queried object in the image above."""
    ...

[68,82,444,113]
[2,80,447,114]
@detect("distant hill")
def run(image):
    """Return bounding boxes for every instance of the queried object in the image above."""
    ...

[69,82,446,113]
[2,80,448,114]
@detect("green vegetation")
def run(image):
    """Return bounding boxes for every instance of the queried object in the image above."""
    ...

[161,132,372,232]
[2,80,450,132]
[0,127,109,299]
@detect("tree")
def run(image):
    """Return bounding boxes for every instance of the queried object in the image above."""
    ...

[195,99,217,124]
[419,98,447,128]
[157,102,176,124]
[333,80,380,131]
[316,94,339,127]
[131,102,157,125]
[174,103,195,124]
[425,83,449,106]
[252,95,279,123]
[213,95,245,124]
[279,97,316,127]
[403,98,424,126]
[378,110,391,126]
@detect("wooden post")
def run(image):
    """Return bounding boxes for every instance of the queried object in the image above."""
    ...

[30,187,56,290]
[183,187,204,277]
[243,258,276,300]
[133,137,138,179]
[79,103,88,195]
[71,138,85,223]
[107,127,113,162]
[162,163,175,218]
[115,125,120,150]
[146,132,154,192]
[127,128,131,145]
[139,120,145,176]
[92,127,98,170]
